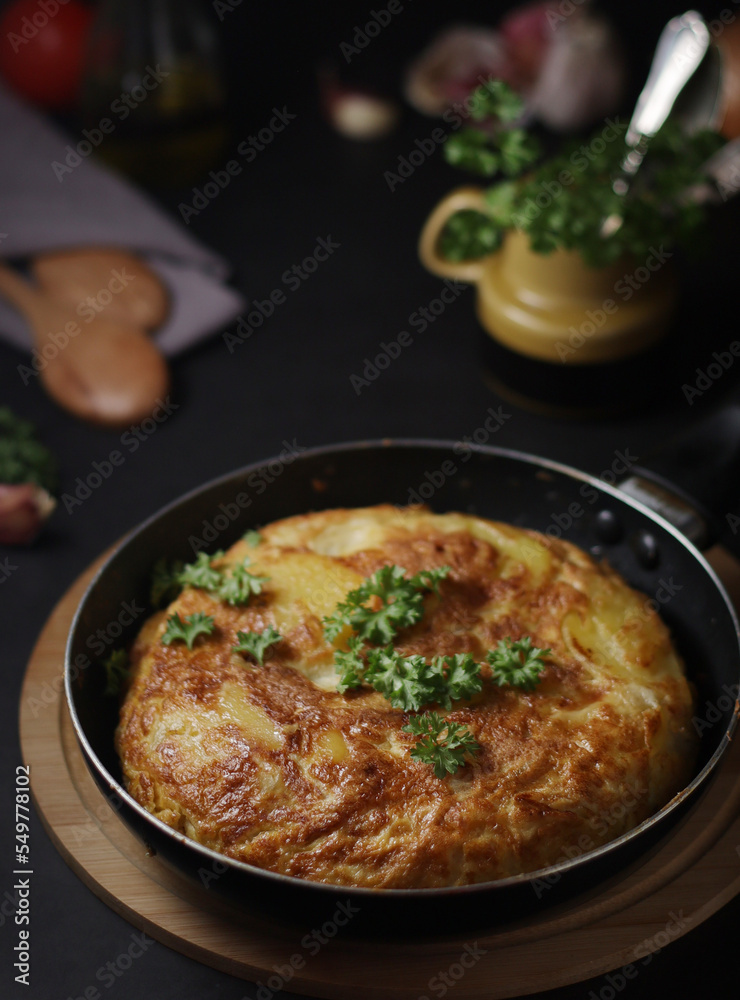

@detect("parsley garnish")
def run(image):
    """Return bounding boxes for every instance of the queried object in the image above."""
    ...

[102,648,130,696]
[149,552,269,610]
[233,626,282,664]
[321,551,556,780]
[323,564,450,644]
[335,635,367,693]
[368,648,482,711]
[161,612,215,650]
[443,652,485,703]
[178,551,224,591]
[150,556,184,608]
[243,530,262,547]
[335,644,482,711]
[260,547,552,780]
[215,561,269,606]
[0,406,57,491]
[364,647,442,711]
[487,637,550,691]
[403,712,480,779]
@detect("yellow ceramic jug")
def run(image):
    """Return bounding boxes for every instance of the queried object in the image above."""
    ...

[418,187,677,366]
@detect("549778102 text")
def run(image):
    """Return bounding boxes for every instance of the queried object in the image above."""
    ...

[13,764,32,986]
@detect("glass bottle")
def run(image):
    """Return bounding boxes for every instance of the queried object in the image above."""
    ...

[80,0,228,187]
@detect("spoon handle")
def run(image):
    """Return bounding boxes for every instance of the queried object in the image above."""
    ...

[620,11,710,179]
[600,11,711,237]
[0,263,43,319]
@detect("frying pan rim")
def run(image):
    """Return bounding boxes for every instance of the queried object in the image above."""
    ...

[64,437,740,901]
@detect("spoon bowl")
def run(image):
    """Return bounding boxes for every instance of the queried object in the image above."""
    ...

[31,247,169,330]
[0,261,170,427]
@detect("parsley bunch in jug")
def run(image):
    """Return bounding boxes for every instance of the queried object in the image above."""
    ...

[437,80,724,268]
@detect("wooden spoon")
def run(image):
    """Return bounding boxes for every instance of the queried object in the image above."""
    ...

[0,263,169,428]
[31,247,170,330]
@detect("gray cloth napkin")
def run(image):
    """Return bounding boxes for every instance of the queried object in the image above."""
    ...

[0,85,245,356]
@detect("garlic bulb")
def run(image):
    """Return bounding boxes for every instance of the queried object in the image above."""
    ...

[403,5,624,132]
[0,483,56,545]
[526,12,625,132]
[404,26,512,116]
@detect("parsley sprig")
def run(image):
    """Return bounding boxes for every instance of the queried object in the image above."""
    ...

[233,626,282,665]
[403,712,481,779]
[335,635,366,693]
[161,612,215,649]
[216,562,269,606]
[487,637,550,691]
[102,648,130,696]
[0,406,57,491]
[443,82,537,180]
[468,78,526,123]
[322,564,450,644]
[150,556,184,608]
[438,208,503,261]
[338,645,482,712]
[178,551,224,590]
[149,552,269,609]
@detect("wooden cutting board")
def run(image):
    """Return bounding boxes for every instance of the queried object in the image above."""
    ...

[18,549,740,1000]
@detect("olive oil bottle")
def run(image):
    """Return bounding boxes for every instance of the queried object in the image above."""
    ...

[80,0,227,188]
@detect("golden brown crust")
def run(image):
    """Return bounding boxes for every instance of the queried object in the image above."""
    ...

[117,505,696,888]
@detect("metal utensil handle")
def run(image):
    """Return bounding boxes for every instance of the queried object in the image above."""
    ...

[601,11,712,234]
[623,11,710,173]
[619,397,740,557]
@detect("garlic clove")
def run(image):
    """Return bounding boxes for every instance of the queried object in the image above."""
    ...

[320,75,399,140]
[0,483,56,545]
[329,90,399,140]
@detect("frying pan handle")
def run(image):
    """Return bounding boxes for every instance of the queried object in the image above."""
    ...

[619,402,740,556]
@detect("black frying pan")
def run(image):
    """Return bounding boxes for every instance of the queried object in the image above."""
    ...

[64,432,740,936]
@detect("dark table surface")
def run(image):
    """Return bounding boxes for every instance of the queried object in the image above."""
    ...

[2,1,740,997]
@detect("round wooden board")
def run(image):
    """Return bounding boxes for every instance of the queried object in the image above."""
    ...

[18,550,740,1000]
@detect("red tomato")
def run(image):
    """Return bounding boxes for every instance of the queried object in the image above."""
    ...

[0,0,93,110]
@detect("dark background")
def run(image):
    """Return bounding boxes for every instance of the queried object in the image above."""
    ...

[1,0,740,998]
